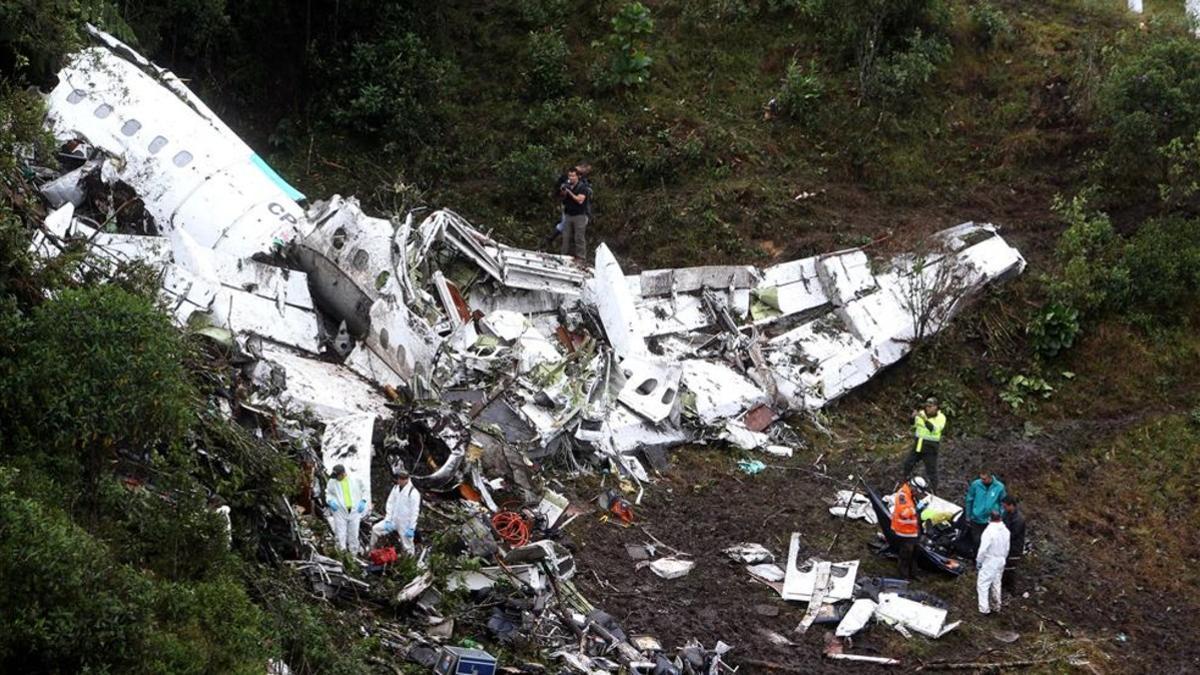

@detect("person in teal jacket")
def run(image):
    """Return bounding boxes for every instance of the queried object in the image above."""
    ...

[964,471,1006,554]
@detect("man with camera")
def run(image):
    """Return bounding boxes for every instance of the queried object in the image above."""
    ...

[558,166,592,259]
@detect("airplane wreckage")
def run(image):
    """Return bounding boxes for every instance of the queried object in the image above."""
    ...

[27,26,1027,671]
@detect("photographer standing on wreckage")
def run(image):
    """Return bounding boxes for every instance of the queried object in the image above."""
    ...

[558,165,593,260]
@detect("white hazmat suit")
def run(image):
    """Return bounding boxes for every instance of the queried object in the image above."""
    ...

[976,519,1011,614]
[325,474,368,554]
[370,481,421,554]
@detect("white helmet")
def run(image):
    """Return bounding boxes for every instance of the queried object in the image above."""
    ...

[910,476,929,491]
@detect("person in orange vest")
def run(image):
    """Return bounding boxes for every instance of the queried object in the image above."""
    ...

[891,476,929,579]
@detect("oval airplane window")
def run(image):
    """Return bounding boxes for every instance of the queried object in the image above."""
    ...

[172,150,193,167]
[94,103,113,118]
[120,120,142,136]
[148,136,168,154]
[67,89,87,104]
[379,328,391,351]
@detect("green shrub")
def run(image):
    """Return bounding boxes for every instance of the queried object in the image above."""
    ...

[777,59,824,121]
[522,28,572,99]
[968,2,1011,50]
[326,31,451,152]
[597,2,655,89]
[0,467,270,674]
[496,144,557,205]
[514,0,569,26]
[865,29,951,108]
[0,286,194,495]
[1096,36,1200,195]
[1000,374,1054,412]
[1028,303,1081,359]
[1121,216,1200,325]
[1045,193,1129,316]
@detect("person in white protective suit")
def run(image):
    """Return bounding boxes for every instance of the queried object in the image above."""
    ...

[370,468,421,554]
[325,463,368,554]
[975,509,1011,614]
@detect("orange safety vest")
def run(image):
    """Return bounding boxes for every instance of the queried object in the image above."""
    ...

[891,483,919,538]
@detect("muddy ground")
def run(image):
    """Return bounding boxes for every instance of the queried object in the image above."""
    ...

[560,414,1200,674]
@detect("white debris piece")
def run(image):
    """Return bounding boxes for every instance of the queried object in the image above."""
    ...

[830,490,877,524]
[746,563,786,583]
[587,244,647,359]
[648,558,694,579]
[724,543,774,564]
[782,534,858,602]
[835,599,878,637]
[875,593,961,639]
[763,445,793,458]
[681,359,769,426]
[721,420,769,450]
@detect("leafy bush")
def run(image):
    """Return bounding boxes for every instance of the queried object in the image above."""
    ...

[326,31,451,152]
[1095,36,1200,195]
[0,286,194,495]
[597,2,655,89]
[1121,216,1200,325]
[1028,303,1081,358]
[522,28,572,100]
[968,2,1011,50]
[777,59,824,121]
[0,467,271,674]
[1045,193,1129,316]
[865,29,952,108]
[1000,374,1054,412]
[496,144,557,205]
[514,0,569,26]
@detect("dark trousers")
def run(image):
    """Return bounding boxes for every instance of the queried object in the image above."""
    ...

[901,443,939,492]
[1003,556,1021,593]
[897,539,918,579]
[968,521,987,555]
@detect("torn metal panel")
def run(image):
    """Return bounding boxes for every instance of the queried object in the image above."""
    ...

[781,533,858,603]
[353,296,442,385]
[637,265,758,297]
[258,342,390,422]
[875,593,960,639]
[591,405,692,456]
[681,359,769,426]
[420,210,586,295]
[834,599,878,638]
[587,244,647,360]
[816,249,878,305]
[294,195,400,335]
[617,356,682,423]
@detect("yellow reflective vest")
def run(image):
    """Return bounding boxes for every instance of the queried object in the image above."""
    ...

[913,411,946,452]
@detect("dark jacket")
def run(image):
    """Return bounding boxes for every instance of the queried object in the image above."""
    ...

[1003,508,1026,557]
[559,177,591,217]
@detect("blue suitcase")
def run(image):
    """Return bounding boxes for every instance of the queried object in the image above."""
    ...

[433,646,496,675]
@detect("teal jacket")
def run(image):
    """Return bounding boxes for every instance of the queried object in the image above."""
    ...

[964,478,1007,525]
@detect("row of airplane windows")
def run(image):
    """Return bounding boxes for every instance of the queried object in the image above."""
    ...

[65,88,194,168]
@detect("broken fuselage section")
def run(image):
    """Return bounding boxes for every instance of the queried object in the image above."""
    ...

[38,26,1027,500]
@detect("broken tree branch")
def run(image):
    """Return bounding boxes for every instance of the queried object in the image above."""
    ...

[916,655,1067,671]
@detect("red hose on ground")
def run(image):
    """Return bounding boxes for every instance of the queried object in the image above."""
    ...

[491,511,531,547]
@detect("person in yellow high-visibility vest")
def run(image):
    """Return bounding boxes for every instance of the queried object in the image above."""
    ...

[902,397,946,492]
[325,463,368,555]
